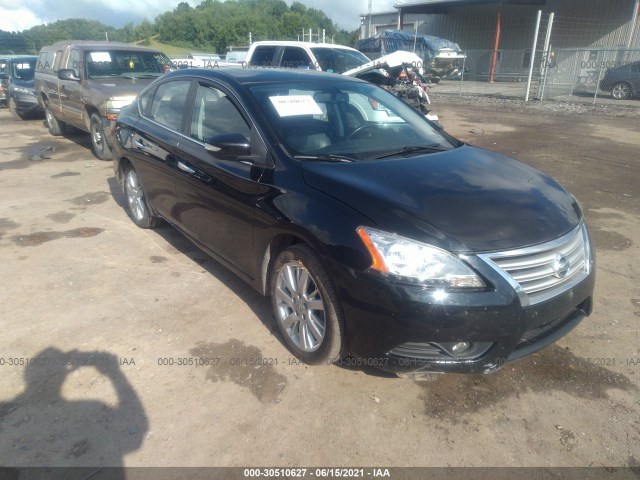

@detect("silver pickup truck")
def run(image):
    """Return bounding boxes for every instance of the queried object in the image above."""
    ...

[35,41,172,160]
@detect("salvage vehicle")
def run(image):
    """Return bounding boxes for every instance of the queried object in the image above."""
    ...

[1,56,43,120]
[356,30,466,83]
[35,41,172,159]
[112,68,595,376]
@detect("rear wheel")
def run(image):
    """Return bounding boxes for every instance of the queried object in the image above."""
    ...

[90,113,112,160]
[44,101,66,136]
[611,82,632,100]
[123,165,161,229]
[270,245,346,365]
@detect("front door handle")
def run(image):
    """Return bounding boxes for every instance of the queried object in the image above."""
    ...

[176,160,195,174]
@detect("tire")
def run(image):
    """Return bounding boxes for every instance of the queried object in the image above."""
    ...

[611,82,632,100]
[90,112,112,160]
[270,244,346,365]
[44,101,66,136]
[123,165,162,229]
[8,97,23,120]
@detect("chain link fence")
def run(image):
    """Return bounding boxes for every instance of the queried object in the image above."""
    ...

[434,48,640,106]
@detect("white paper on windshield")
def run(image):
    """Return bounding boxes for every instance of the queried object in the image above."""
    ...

[90,52,112,62]
[269,95,323,117]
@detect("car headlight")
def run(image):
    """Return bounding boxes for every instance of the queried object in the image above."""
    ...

[356,226,485,289]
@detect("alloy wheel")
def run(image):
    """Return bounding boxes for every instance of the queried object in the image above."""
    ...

[274,262,326,352]
[125,169,146,222]
[612,83,631,100]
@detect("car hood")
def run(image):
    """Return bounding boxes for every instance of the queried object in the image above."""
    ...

[11,78,34,88]
[87,76,160,99]
[300,145,582,253]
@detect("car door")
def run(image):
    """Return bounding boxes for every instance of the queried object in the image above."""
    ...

[130,79,194,222]
[172,80,269,278]
[59,48,84,127]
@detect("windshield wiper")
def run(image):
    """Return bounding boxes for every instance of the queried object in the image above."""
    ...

[294,154,355,163]
[369,144,448,160]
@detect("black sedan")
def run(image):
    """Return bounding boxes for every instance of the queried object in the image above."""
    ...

[600,60,640,100]
[112,68,595,375]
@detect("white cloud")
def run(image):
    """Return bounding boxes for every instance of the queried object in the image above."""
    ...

[1,0,398,32]
[0,6,44,32]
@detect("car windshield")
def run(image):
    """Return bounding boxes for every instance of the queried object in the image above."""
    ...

[310,48,370,73]
[85,50,172,79]
[11,59,36,80]
[250,79,459,161]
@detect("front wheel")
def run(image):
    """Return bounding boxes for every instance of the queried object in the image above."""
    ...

[90,113,112,160]
[123,166,162,229]
[611,82,632,100]
[270,245,346,365]
[44,101,66,136]
[9,97,23,120]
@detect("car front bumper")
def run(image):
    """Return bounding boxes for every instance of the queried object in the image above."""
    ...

[328,252,595,375]
[12,93,43,116]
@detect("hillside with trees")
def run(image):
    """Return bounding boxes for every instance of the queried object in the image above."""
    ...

[0,0,359,55]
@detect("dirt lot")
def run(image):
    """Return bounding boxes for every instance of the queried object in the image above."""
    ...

[0,97,639,472]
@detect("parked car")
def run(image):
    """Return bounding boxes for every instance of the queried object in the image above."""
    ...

[112,68,595,375]
[599,60,640,100]
[1,56,43,120]
[35,41,172,159]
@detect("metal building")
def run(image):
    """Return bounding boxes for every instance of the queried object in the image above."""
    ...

[360,0,640,82]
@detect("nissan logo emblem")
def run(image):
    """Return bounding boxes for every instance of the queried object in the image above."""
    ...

[553,254,570,278]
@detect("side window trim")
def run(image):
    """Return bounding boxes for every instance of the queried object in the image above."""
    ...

[186,79,271,167]
[188,80,251,143]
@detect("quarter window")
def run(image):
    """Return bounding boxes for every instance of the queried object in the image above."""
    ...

[148,80,191,131]
[190,84,250,143]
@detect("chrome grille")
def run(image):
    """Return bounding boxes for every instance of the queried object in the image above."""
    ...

[479,224,591,306]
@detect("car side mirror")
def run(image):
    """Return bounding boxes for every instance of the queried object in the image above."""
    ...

[205,133,251,159]
[58,69,80,81]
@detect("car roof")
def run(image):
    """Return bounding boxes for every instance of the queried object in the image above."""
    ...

[251,41,360,52]
[8,56,38,62]
[161,66,366,86]
[43,41,164,53]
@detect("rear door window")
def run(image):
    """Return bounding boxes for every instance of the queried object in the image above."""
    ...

[148,80,192,132]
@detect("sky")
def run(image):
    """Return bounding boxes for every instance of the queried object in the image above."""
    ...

[0,0,398,33]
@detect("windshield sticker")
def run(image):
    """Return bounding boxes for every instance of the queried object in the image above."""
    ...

[269,95,323,117]
[90,52,112,62]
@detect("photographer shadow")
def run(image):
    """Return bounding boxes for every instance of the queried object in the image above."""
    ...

[0,347,148,479]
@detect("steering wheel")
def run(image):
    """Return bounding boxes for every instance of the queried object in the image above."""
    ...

[347,124,377,140]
